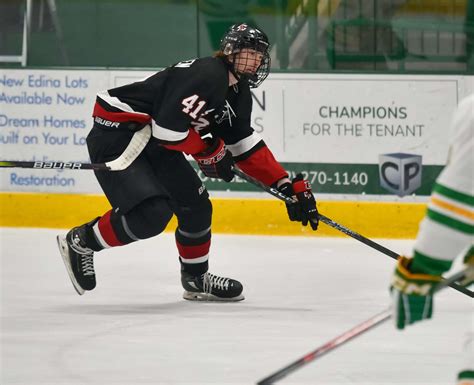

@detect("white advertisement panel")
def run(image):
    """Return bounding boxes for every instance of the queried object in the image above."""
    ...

[264,75,458,164]
[0,68,472,198]
[0,69,109,193]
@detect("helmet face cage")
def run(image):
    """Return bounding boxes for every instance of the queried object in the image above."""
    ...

[247,51,270,88]
[220,23,271,88]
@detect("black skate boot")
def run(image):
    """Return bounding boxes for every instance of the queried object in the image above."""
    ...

[57,224,96,295]
[181,270,244,302]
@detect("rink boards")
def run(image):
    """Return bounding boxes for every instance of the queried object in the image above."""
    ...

[0,192,426,238]
[1,69,473,237]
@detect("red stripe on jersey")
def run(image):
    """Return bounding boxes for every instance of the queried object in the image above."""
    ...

[236,145,288,186]
[176,239,211,259]
[93,101,151,124]
[97,210,124,247]
[162,129,207,155]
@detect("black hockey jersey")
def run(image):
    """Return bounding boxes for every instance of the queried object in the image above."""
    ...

[92,56,287,185]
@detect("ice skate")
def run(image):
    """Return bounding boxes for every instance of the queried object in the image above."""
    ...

[57,225,96,295]
[181,271,244,302]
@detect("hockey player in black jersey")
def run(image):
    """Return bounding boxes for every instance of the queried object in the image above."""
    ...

[57,23,319,301]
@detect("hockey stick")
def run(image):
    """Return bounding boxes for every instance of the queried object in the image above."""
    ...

[256,265,473,384]
[0,125,152,171]
[232,167,474,298]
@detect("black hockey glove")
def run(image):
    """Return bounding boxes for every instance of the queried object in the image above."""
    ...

[193,137,234,182]
[278,174,319,230]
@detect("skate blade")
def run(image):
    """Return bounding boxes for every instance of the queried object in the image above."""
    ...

[183,291,245,302]
[57,235,85,296]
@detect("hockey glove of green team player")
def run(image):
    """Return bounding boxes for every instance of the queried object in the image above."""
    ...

[390,256,442,330]
[193,137,234,182]
[278,174,319,230]
[459,247,474,287]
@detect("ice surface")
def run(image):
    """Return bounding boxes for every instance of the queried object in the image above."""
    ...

[0,228,471,385]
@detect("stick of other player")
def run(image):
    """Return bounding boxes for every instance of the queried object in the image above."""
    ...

[256,265,473,385]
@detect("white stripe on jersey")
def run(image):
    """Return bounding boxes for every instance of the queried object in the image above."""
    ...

[151,120,188,142]
[414,217,471,262]
[226,132,262,156]
[412,94,474,264]
[96,91,149,116]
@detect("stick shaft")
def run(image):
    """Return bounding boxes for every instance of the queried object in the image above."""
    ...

[0,160,108,170]
[233,167,473,298]
[257,310,391,384]
[256,267,472,384]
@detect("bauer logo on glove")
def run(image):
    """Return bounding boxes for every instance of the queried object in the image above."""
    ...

[192,137,234,182]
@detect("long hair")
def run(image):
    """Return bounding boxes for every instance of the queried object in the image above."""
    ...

[213,50,227,58]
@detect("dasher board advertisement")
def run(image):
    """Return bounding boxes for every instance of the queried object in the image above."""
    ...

[0,69,470,199]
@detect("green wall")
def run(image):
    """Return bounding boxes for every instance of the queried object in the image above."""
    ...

[1,0,472,73]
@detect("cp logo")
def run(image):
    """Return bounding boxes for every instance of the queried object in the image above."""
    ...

[378,153,422,196]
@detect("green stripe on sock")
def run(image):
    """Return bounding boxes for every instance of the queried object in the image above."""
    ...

[458,370,474,380]
[434,183,474,206]
[412,251,453,275]
[427,209,474,234]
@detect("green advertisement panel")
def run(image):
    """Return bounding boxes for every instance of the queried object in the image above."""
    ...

[191,162,443,196]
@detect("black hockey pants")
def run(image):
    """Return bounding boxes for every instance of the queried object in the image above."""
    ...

[84,125,212,257]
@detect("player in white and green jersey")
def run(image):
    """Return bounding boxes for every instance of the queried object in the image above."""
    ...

[390,93,473,385]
